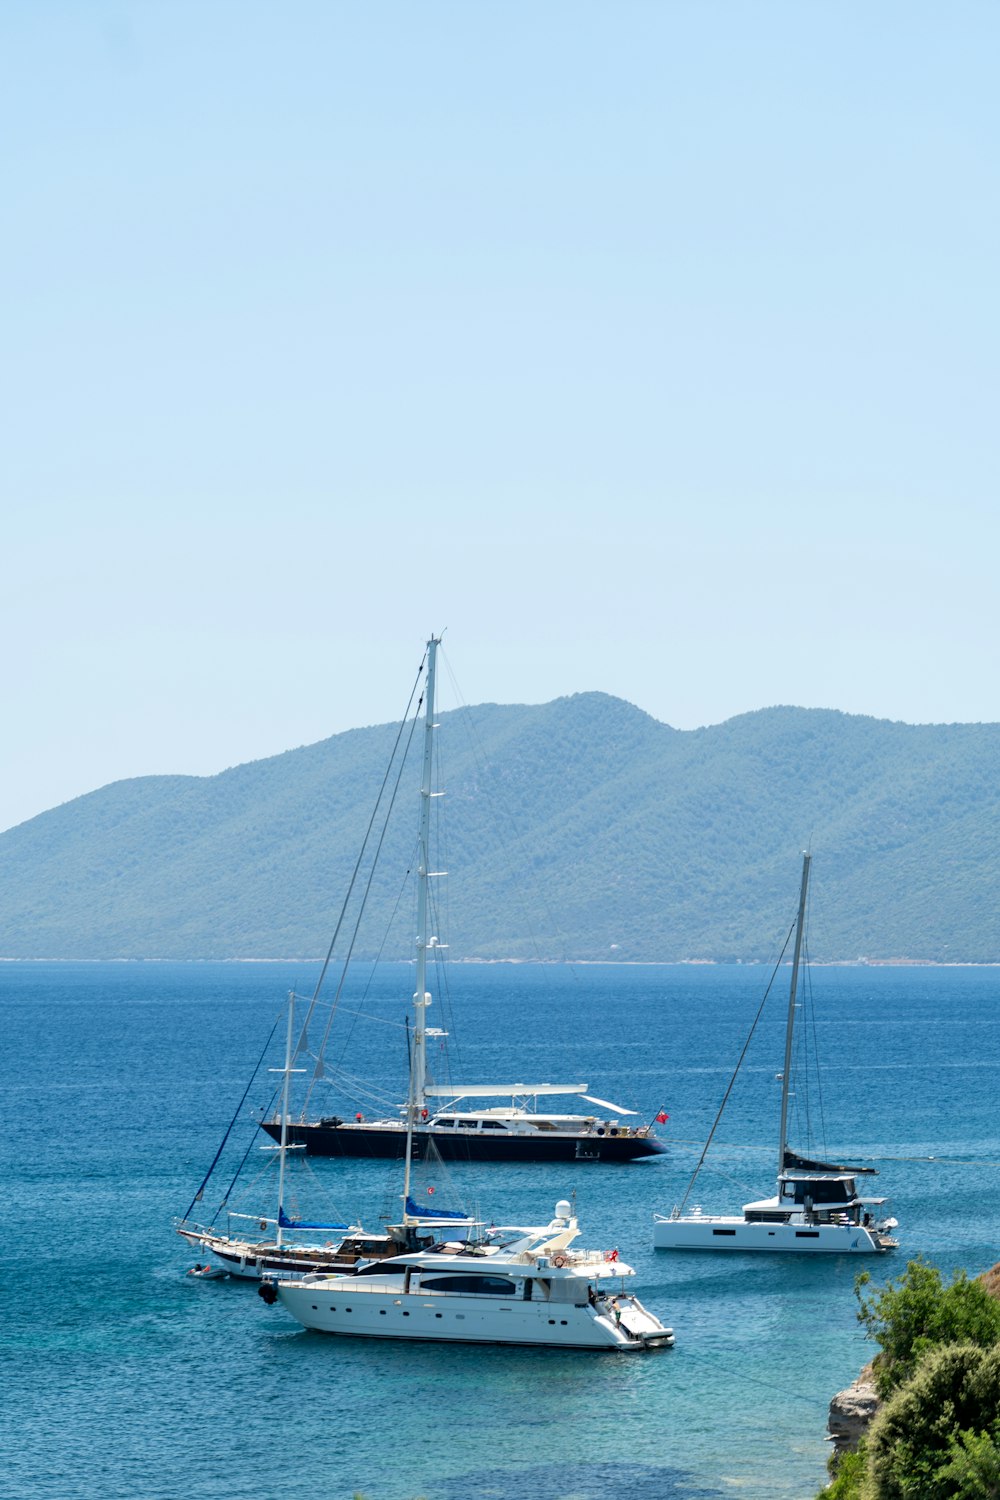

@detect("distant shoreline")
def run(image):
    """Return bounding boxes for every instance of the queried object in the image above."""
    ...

[2,955,998,967]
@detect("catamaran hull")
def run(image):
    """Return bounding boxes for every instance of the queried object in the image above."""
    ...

[273,1286,673,1349]
[260,1120,665,1163]
[652,1219,892,1253]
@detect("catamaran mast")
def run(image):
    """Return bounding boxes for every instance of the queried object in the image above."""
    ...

[403,635,440,1215]
[776,852,811,1178]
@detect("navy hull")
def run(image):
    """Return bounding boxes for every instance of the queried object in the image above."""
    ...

[260,1119,665,1163]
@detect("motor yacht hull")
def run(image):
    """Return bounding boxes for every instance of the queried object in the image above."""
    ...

[652,1216,893,1253]
[273,1280,673,1349]
[260,1119,665,1163]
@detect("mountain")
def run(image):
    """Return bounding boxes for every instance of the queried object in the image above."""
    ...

[1,693,998,961]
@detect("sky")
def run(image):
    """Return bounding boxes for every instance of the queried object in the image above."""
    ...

[3,1,998,833]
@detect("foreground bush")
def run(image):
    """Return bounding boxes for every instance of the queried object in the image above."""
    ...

[818,1261,1000,1498]
[856,1259,1000,1398]
[864,1342,1000,1498]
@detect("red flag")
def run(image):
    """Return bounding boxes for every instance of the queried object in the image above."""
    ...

[655,1111,669,1124]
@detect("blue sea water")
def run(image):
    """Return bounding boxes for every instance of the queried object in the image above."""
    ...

[3,960,1000,1500]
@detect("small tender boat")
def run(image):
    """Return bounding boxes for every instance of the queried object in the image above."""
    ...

[261,1199,674,1351]
[186,1263,228,1281]
[653,854,899,1255]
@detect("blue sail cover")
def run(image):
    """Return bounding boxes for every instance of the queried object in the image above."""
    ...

[404,1195,469,1221]
[277,1208,349,1230]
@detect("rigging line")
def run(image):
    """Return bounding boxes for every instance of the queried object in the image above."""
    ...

[208,1082,281,1222]
[426,718,460,1069]
[675,920,797,1216]
[304,694,424,1111]
[676,1159,761,1199]
[294,1004,410,1034]
[804,935,829,1153]
[180,1010,284,1222]
[856,1155,1000,1167]
[332,855,418,1069]
[293,652,427,1069]
[795,939,811,1153]
[679,1349,821,1410]
[423,877,458,1083]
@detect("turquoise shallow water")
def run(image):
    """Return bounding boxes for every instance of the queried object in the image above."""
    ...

[3,960,1000,1500]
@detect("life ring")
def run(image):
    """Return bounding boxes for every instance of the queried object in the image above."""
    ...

[259,1220,268,1231]
[421,1108,429,1120]
[552,1254,567,1268]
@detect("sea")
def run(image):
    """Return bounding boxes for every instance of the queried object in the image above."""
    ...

[4,959,1000,1500]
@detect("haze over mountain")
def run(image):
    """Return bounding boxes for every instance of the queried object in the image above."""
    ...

[1,693,997,962]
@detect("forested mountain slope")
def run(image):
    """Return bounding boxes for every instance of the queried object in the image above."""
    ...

[1,694,997,960]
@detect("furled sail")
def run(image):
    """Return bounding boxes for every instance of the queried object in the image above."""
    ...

[782,1148,877,1176]
[277,1208,350,1230]
[404,1195,470,1222]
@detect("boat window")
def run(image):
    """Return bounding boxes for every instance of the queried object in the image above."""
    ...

[480,1120,508,1130]
[434,1119,454,1128]
[795,1231,820,1238]
[457,1119,479,1129]
[712,1229,737,1237]
[419,1275,517,1296]
[783,1177,856,1206]
[354,1263,408,1276]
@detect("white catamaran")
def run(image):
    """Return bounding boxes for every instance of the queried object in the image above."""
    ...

[259,634,675,1350]
[654,854,899,1254]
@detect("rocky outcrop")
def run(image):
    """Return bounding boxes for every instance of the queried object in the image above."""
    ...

[979,1262,1000,1298]
[828,1365,879,1456]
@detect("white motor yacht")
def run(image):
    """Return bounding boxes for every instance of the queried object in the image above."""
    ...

[262,1199,674,1350]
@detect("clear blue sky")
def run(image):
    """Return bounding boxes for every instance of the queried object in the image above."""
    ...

[3,2,998,832]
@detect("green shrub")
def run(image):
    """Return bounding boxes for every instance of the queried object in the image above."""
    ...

[856,1259,1000,1398]
[938,1426,1000,1500]
[818,1444,867,1499]
[864,1343,1000,1498]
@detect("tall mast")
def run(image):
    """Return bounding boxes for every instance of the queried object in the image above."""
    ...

[403,635,440,1216]
[776,852,811,1178]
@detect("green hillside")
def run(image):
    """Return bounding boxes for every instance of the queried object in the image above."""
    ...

[1,694,998,960]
